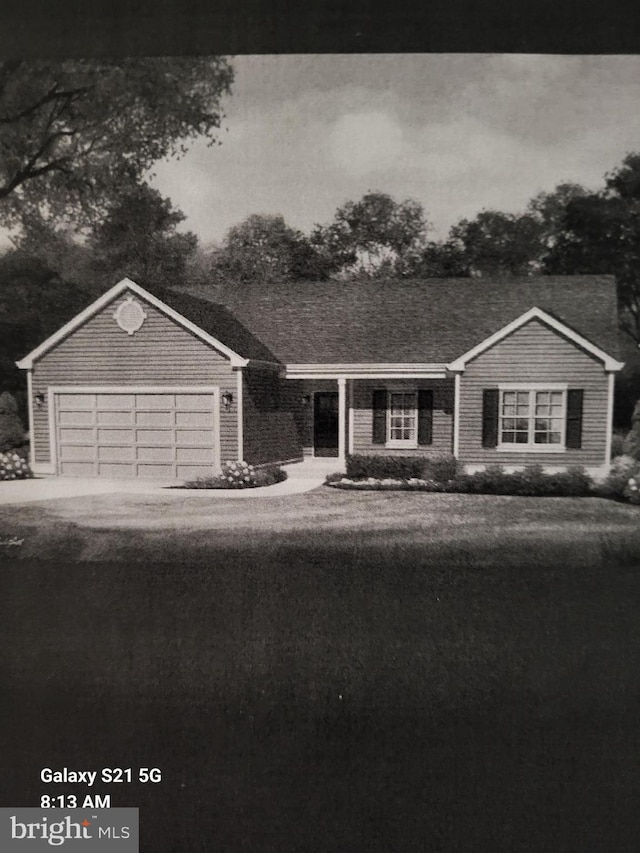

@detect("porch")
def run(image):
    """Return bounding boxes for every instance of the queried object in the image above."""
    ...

[286,367,456,465]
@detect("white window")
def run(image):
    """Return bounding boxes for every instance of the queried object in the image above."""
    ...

[499,385,566,451]
[387,391,418,446]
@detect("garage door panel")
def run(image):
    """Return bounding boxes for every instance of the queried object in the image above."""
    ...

[136,429,173,445]
[55,390,217,478]
[136,394,175,409]
[58,394,95,409]
[175,411,212,428]
[176,429,212,445]
[98,462,136,477]
[136,411,173,427]
[60,461,95,475]
[138,463,175,477]
[98,410,134,426]
[137,446,174,463]
[97,394,135,409]
[60,445,95,461]
[98,445,135,462]
[176,447,213,463]
[60,427,95,443]
[59,410,94,426]
[176,394,212,410]
[98,428,135,443]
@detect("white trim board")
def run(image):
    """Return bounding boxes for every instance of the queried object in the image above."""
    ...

[16,278,249,369]
[286,363,448,379]
[447,307,624,373]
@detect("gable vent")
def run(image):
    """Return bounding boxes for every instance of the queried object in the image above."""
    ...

[114,295,147,335]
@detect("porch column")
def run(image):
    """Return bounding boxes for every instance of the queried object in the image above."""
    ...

[337,377,346,463]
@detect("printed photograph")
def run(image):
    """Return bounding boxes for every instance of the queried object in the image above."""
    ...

[1,52,640,851]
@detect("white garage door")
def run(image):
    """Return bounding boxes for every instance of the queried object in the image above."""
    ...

[53,388,219,478]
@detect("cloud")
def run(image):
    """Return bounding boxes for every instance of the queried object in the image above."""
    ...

[329,111,407,176]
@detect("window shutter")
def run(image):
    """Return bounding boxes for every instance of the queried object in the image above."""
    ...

[566,389,584,449]
[417,390,434,445]
[372,390,387,444]
[482,389,499,448]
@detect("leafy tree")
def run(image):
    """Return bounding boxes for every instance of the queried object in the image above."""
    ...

[447,210,545,277]
[87,185,198,289]
[544,154,640,344]
[0,391,25,451]
[312,192,429,278]
[0,250,96,420]
[0,57,233,228]
[211,214,332,288]
[398,239,470,278]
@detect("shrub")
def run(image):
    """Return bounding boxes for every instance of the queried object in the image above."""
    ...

[611,430,626,460]
[596,455,640,501]
[622,399,640,461]
[181,461,286,490]
[0,391,26,452]
[345,453,458,482]
[456,464,593,497]
[0,449,33,480]
[220,459,257,488]
[253,464,288,487]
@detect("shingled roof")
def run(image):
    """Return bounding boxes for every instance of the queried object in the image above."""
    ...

[172,275,620,365]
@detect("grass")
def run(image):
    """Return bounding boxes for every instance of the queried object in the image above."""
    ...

[1,489,640,850]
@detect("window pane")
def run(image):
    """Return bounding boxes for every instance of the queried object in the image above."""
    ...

[514,432,529,443]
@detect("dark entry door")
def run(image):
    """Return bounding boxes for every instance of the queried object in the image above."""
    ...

[314,392,339,457]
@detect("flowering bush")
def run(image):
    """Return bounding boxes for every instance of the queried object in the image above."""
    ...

[624,475,640,505]
[596,455,640,502]
[180,461,287,490]
[220,460,256,488]
[0,449,32,480]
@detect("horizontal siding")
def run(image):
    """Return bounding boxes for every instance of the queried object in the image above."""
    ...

[353,379,454,456]
[458,319,609,467]
[242,368,303,465]
[31,291,237,465]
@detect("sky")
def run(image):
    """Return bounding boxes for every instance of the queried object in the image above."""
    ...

[147,54,640,247]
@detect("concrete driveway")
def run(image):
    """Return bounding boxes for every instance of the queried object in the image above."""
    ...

[0,472,326,504]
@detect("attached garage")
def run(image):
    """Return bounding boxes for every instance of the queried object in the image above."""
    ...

[51,387,220,478]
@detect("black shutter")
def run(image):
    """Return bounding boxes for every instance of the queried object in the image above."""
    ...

[372,390,387,444]
[417,390,434,445]
[482,389,499,448]
[566,389,584,449]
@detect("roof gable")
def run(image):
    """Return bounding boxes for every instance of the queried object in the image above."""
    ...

[448,306,624,372]
[17,278,250,369]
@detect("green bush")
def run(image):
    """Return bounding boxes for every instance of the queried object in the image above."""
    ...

[181,461,287,490]
[622,399,640,461]
[329,463,593,497]
[0,391,26,452]
[345,453,457,482]
[253,464,288,487]
[595,455,640,501]
[456,464,592,497]
[0,449,32,480]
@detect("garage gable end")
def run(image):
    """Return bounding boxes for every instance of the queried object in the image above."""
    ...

[16,278,249,369]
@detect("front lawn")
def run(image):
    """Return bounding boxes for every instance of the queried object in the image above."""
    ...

[1,489,640,851]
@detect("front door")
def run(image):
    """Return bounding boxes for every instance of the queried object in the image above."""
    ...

[313,392,339,457]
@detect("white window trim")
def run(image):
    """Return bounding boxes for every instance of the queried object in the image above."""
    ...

[386,389,418,448]
[496,384,568,453]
